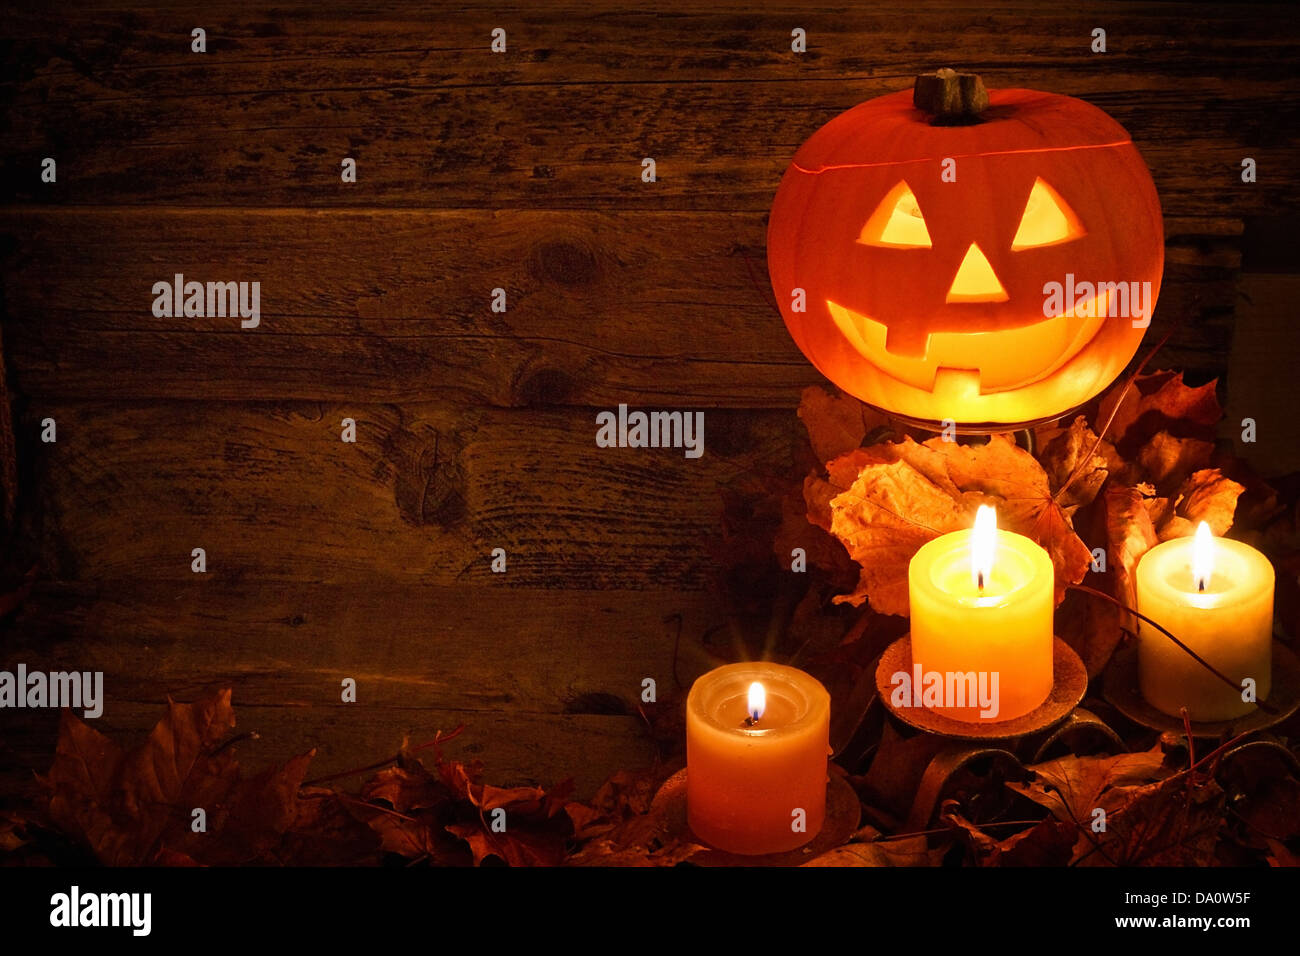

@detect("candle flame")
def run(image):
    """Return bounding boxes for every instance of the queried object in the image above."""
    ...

[971,505,997,591]
[1192,521,1214,592]
[747,681,766,724]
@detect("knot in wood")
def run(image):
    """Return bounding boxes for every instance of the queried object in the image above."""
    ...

[531,238,598,287]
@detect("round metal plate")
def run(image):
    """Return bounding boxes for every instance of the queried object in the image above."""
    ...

[1103,641,1300,738]
[874,634,1088,740]
[649,766,860,866]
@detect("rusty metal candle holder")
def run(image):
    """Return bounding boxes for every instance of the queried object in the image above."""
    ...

[649,765,861,866]
[874,634,1088,740]
[1103,640,1300,737]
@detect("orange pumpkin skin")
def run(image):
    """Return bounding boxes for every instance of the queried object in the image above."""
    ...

[768,87,1164,428]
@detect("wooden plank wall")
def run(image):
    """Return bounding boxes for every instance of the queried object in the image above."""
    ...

[0,2,1297,796]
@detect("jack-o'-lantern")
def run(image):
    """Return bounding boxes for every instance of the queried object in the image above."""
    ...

[768,70,1164,429]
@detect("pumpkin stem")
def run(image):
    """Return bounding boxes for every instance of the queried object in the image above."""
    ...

[913,69,989,125]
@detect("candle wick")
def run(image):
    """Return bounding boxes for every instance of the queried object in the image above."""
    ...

[745,714,759,727]
[977,570,984,591]
[1198,578,1206,593]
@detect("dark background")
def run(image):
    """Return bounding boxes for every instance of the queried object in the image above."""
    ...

[0,2,1297,800]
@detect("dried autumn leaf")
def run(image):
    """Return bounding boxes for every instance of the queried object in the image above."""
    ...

[565,835,706,867]
[1266,839,1300,867]
[428,748,573,866]
[799,386,866,464]
[1137,431,1214,491]
[826,435,1090,615]
[1110,485,1160,598]
[943,805,1076,866]
[1156,468,1245,540]
[1080,773,1225,866]
[1011,743,1169,826]
[44,689,319,866]
[446,821,568,867]
[860,720,949,819]
[1009,743,1174,862]
[1097,370,1221,456]
[801,834,945,867]
[1059,484,1161,675]
[1040,416,1111,515]
[797,386,892,464]
[181,751,316,864]
[46,690,238,865]
[361,760,451,814]
[772,487,858,588]
[44,709,124,864]
[358,805,458,862]
[282,787,384,866]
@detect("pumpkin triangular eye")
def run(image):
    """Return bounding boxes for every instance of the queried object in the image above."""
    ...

[858,181,932,248]
[1011,178,1085,250]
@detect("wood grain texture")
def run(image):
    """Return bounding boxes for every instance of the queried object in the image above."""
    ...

[1,3,1296,215]
[0,2,1294,805]
[0,209,1241,406]
[25,401,797,587]
[0,582,724,800]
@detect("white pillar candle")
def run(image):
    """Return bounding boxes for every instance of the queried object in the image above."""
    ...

[1135,522,1274,721]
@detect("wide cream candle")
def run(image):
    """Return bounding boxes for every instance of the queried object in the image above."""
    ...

[686,662,830,855]
[1135,522,1273,721]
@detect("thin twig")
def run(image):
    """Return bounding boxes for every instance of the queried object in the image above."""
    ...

[1180,708,1196,768]
[1189,730,1255,775]
[301,725,466,787]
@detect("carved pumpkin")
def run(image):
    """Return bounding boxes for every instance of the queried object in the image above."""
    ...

[768,71,1164,429]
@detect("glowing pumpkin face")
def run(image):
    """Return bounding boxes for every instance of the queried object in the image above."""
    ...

[768,85,1164,428]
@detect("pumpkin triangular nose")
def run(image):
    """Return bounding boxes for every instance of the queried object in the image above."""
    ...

[946,243,1008,303]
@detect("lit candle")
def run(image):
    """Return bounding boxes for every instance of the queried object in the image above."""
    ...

[1135,522,1274,720]
[907,506,1054,722]
[686,662,830,855]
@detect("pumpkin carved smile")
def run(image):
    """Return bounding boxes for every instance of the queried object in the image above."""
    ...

[768,71,1165,428]
[826,289,1110,393]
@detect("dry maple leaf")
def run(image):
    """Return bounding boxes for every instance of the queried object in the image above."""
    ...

[427,748,573,866]
[1097,370,1222,457]
[164,751,315,865]
[801,826,947,867]
[446,821,569,867]
[1009,743,1174,863]
[942,805,1076,867]
[362,759,451,814]
[1040,416,1112,515]
[1079,485,1159,668]
[43,689,315,866]
[859,720,950,820]
[1155,468,1245,540]
[1136,431,1214,490]
[1011,743,1170,824]
[281,787,384,866]
[1079,772,1226,866]
[562,767,708,867]
[797,385,892,464]
[825,435,1090,615]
